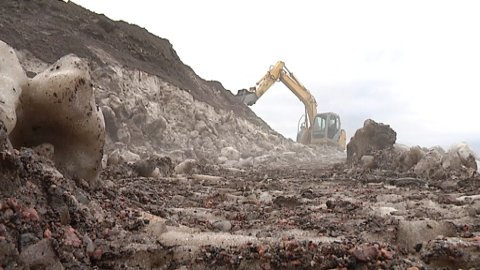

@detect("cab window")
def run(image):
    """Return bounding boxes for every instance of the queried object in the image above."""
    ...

[312,115,327,138]
[327,117,338,139]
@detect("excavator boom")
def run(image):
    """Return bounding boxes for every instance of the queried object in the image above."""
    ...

[278,68,317,131]
[236,61,317,130]
[235,60,346,149]
[236,61,284,106]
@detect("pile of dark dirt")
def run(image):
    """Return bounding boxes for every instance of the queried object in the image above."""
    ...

[347,119,397,163]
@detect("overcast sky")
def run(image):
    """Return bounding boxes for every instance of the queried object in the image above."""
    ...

[72,0,480,152]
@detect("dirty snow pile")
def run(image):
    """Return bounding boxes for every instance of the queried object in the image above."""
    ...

[0,40,105,187]
[16,44,345,171]
[347,119,479,180]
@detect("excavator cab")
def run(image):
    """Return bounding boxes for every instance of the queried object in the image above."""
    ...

[309,112,346,149]
[311,113,338,139]
[296,112,346,149]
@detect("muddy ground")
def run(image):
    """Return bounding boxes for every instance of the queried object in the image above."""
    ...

[1,139,480,269]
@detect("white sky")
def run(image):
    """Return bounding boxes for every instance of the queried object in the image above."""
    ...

[72,0,480,151]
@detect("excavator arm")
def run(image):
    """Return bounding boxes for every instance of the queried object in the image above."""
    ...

[278,68,317,131]
[236,60,346,149]
[236,61,317,130]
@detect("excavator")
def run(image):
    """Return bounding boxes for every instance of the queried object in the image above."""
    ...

[236,61,346,150]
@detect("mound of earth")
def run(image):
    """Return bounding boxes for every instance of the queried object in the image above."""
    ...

[0,0,343,168]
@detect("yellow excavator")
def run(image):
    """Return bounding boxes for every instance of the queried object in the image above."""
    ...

[236,61,346,150]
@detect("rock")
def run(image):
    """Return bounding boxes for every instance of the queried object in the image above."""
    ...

[0,40,27,134]
[238,157,253,167]
[64,227,82,247]
[220,146,241,161]
[151,168,160,178]
[439,179,458,191]
[279,151,296,162]
[360,155,375,169]
[19,239,63,270]
[146,219,168,236]
[146,117,167,137]
[19,233,39,251]
[122,150,141,163]
[0,224,7,237]
[0,41,28,85]
[93,247,103,260]
[396,219,456,252]
[101,105,118,141]
[222,159,240,168]
[326,199,359,212]
[83,235,95,256]
[387,177,426,187]
[0,121,12,151]
[21,208,40,221]
[108,149,140,165]
[6,198,19,211]
[414,148,445,179]
[0,75,21,134]
[212,220,232,232]
[101,153,108,169]
[117,124,131,143]
[133,158,157,177]
[9,54,105,187]
[253,154,272,165]
[154,155,174,177]
[273,196,301,208]
[454,143,478,168]
[41,163,65,179]
[350,245,379,262]
[217,156,228,164]
[0,241,18,266]
[371,206,398,217]
[103,180,115,189]
[165,149,185,163]
[396,146,425,171]
[44,229,52,239]
[258,191,273,204]
[441,143,478,177]
[192,174,224,184]
[107,149,122,166]
[456,194,480,202]
[347,119,396,163]
[194,120,209,134]
[421,237,480,269]
[174,159,196,175]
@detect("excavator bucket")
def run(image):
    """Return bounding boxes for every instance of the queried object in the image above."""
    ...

[235,89,259,106]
